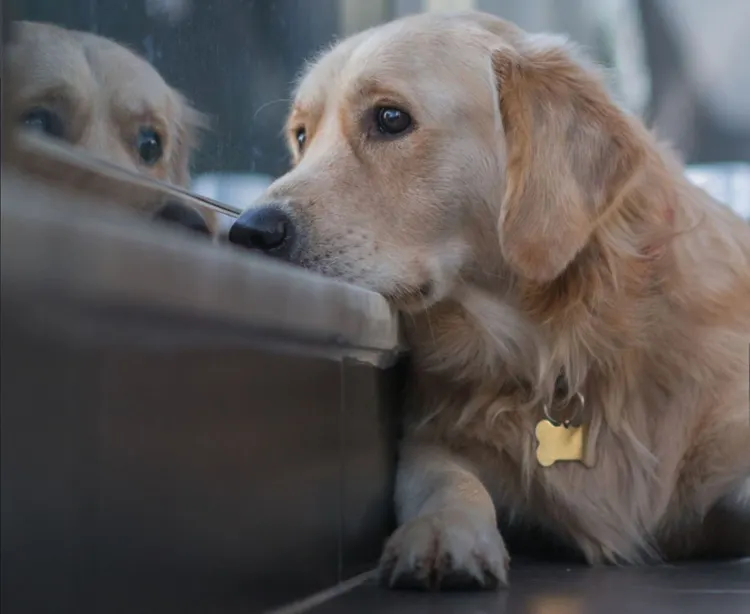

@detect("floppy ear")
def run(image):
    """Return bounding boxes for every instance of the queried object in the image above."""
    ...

[492,41,646,282]
[167,91,206,188]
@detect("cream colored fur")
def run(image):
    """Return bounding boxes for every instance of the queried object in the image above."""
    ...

[248,11,750,588]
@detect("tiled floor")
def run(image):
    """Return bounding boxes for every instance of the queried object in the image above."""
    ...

[305,560,750,614]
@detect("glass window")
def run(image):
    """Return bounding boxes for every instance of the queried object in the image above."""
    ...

[4,0,748,220]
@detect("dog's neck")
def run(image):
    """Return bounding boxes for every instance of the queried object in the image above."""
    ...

[404,285,569,403]
[404,240,675,414]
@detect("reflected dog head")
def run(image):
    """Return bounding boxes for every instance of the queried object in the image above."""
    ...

[5,21,203,187]
[5,21,215,235]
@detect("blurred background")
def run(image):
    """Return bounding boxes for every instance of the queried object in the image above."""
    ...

[6,0,749,216]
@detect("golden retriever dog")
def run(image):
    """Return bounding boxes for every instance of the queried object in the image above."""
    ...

[228,12,750,588]
[4,21,213,234]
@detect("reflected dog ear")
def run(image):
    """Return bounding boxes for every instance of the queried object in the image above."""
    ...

[164,94,216,235]
[166,91,207,189]
[492,41,646,282]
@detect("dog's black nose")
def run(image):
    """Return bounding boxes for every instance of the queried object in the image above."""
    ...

[228,205,294,256]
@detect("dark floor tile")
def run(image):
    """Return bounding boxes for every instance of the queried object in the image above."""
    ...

[306,561,750,614]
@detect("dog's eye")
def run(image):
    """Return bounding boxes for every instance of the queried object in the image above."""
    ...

[20,107,65,139]
[295,127,307,151]
[375,107,412,136]
[136,127,163,165]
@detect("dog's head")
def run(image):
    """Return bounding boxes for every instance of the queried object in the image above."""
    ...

[229,12,645,311]
[5,21,203,188]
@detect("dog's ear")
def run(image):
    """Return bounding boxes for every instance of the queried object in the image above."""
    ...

[492,41,645,282]
[167,91,206,188]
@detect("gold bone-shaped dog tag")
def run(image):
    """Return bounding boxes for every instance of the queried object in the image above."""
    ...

[535,419,587,467]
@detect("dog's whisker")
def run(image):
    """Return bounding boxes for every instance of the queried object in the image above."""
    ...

[252,98,293,122]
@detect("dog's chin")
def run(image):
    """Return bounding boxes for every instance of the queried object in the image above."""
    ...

[298,258,449,313]
[384,282,443,314]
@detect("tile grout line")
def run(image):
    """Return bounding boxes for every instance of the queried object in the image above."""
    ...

[263,570,377,614]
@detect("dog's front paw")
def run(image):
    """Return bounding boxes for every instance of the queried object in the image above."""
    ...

[379,510,509,591]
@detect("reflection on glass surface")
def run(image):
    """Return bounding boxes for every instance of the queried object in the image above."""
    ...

[5,0,749,212]
[5,20,203,187]
[10,0,343,184]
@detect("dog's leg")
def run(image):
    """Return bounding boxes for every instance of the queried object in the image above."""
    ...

[718,477,750,555]
[728,476,750,511]
[379,443,509,590]
[698,476,750,558]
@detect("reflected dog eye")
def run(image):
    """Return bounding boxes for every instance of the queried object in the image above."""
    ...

[375,107,412,136]
[294,126,307,152]
[136,127,163,165]
[20,107,65,139]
